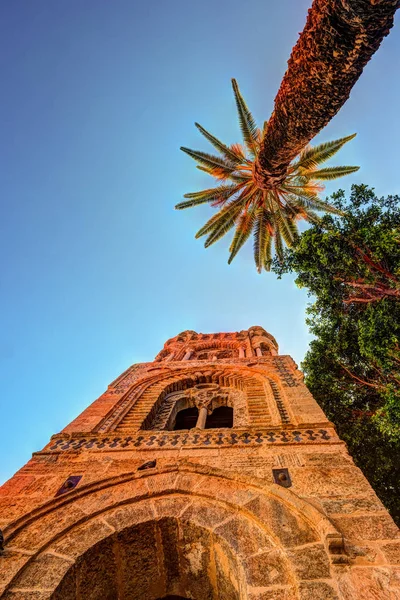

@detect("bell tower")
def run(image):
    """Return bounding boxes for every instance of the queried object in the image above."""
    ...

[0,327,399,600]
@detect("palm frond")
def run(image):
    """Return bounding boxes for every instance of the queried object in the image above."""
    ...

[203,202,244,248]
[195,123,244,164]
[302,209,321,225]
[253,208,272,273]
[274,230,284,263]
[195,194,248,239]
[294,134,357,171]
[181,147,236,173]
[277,211,298,247]
[175,184,240,210]
[263,235,273,272]
[308,165,360,181]
[290,193,344,215]
[231,79,258,155]
[228,199,258,264]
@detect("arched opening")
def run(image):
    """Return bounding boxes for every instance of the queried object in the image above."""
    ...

[205,406,233,429]
[173,406,198,430]
[50,517,243,600]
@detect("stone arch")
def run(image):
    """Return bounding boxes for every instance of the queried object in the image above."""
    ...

[1,464,342,600]
[113,365,289,433]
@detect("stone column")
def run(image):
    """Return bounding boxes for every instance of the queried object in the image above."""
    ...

[196,406,208,429]
[239,347,245,358]
[255,347,262,357]
[245,346,253,358]
[183,349,193,361]
[165,352,175,362]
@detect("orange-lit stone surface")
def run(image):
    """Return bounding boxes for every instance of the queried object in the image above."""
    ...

[0,327,399,599]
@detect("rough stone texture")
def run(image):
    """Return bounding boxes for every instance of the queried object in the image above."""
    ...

[299,580,339,600]
[0,327,399,599]
[287,544,331,580]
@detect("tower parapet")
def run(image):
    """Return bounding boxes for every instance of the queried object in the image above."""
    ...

[155,326,278,362]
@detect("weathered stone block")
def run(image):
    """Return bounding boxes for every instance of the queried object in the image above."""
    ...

[242,549,290,587]
[320,496,384,515]
[244,495,318,547]
[10,552,72,590]
[2,592,51,600]
[382,541,400,565]
[49,517,115,559]
[103,498,154,532]
[248,587,297,600]
[299,580,339,600]
[287,544,331,579]
[214,515,273,556]
[11,504,87,552]
[153,494,192,519]
[178,522,214,599]
[0,550,31,595]
[75,536,118,600]
[180,498,231,530]
[116,521,165,599]
[331,514,399,541]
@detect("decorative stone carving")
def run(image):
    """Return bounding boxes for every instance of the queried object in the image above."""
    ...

[146,384,248,430]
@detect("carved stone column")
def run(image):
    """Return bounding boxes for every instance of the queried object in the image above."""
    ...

[189,384,221,429]
[196,406,208,429]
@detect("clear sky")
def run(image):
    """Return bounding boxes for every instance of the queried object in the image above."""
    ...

[0,1,399,484]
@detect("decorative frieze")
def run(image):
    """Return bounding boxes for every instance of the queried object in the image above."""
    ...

[44,427,339,453]
[272,357,299,387]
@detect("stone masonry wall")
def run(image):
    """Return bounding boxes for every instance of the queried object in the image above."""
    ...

[0,328,399,600]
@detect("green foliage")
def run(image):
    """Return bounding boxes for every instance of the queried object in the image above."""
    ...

[273,184,400,523]
[177,79,359,272]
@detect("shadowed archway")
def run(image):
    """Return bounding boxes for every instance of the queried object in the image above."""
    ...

[50,517,243,600]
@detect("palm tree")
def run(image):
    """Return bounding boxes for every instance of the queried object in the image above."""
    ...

[255,0,399,188]
[177,80,359,272]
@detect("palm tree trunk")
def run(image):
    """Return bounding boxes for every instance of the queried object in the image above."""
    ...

[255,0,399,188]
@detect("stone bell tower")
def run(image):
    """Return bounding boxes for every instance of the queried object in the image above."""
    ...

[0,327,399,600]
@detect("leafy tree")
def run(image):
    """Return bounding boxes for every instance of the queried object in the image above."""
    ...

[177,80,358,271]
[274,184,400,523]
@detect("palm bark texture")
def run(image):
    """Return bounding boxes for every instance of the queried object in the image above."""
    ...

[256,0,399,187]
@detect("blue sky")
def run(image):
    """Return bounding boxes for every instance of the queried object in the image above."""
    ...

[0,1,399,483]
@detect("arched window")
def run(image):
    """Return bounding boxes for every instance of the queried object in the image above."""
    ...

[173,407,198,430]
[205,406,233,429]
